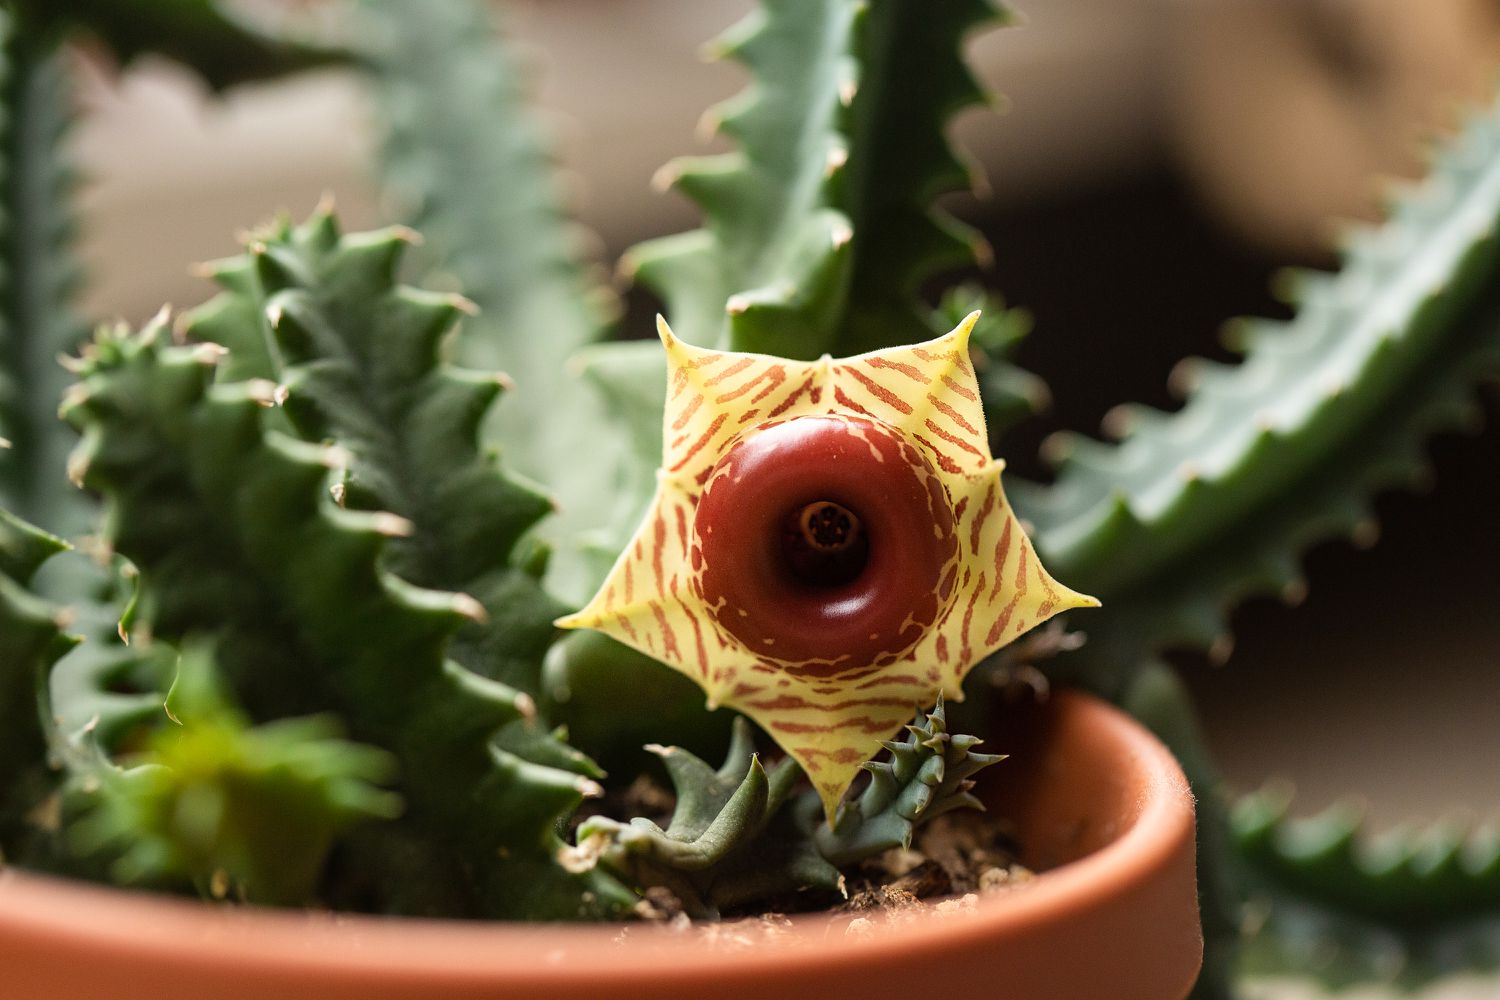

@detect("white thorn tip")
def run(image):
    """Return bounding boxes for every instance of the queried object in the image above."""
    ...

[371,512,415,538]
[65,453,88,489]
[1351,519,1380,549]
[190,342,229,366]
[242,379,279,406]
[320,444,354,470]
[453,593,488,623]
[1167,359,1200,398]
[696,108,722,142]
[389,225,424,246]
[825,146,849,176]
[1100,405,1134,440]
[651,163,682,193]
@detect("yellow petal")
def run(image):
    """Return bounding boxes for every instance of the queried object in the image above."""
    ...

[910,464,1100,701]
[555,478,759,704]
[657,316,830,492]
[721,680,924,823]
[828,311,992,476]
[561,312,1098,821]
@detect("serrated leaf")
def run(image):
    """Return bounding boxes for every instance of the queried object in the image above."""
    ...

[64,641,399,906]
[628,0,860,356]
[0,508,73,859]
[833,0,1007,354]
[181,209,565,697]
[12,0,340,91]
[628,0,1005,361]
[176,212,633,915]
[573,717,837,917]
[1234,786,1500,989]
[61,317,628,917]
[0,12,91,541]
[815,695,1002,865]
[358,0,636,606]
[1018,99,1500,696]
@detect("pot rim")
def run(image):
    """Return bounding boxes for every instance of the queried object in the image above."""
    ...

[0,690,1200,994]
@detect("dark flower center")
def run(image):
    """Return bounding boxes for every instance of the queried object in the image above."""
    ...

[782,501,868,587]
[692,415,959,672]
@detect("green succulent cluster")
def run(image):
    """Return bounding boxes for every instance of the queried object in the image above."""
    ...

[0,0,1497,996]
[571,701,1001,920]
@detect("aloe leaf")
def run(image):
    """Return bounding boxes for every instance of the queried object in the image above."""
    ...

[61,317,629,917]
[1018,99,1500,696]
[12,0,340,91]
[0,11,90,540]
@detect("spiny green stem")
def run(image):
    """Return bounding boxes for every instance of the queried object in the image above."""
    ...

[0,11,89,538]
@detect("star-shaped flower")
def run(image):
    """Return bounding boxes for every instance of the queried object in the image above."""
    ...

[558,313,1097,819]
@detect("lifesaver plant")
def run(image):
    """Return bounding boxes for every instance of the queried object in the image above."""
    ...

[0,0,1496,994]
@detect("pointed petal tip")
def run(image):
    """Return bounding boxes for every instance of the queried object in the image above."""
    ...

[912,308,981,357]
[1071,590,1103,610]
[815,782,845,827]
[655,314,676,345]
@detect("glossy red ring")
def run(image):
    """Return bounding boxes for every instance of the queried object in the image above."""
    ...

[691,415,958,672]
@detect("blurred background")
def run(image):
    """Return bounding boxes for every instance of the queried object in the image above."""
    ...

[68,1,1500,995]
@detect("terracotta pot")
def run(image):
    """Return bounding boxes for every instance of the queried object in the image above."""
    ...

[0,690,1201,1000]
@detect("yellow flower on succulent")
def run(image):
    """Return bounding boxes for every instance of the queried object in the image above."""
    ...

[557,312,1097,820]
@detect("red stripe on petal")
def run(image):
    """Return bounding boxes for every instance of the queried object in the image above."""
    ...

[667,412,727,472]
[941,374,977,401]
[927,393,979,436]
[671,392,703,431]
[845,366,913,414]
[864,357,925,382]
[702,356,755,387]
[970,483,996,555]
